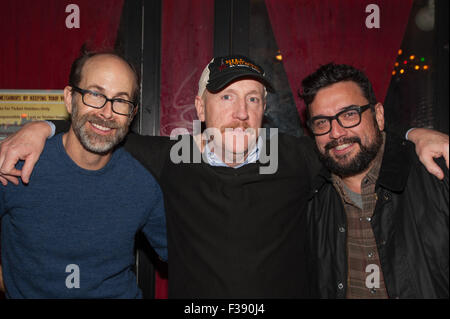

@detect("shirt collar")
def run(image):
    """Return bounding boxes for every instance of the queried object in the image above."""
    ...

[205,135,263,168]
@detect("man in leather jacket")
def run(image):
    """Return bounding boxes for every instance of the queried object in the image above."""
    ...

[301,63,448,299]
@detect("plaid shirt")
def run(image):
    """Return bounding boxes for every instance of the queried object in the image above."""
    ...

[331,134,389,299]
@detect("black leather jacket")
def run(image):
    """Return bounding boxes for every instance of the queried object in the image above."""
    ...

[306,133,449,298]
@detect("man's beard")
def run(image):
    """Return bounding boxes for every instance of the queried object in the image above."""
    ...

[71,102,130,154]
[318,127,383,178]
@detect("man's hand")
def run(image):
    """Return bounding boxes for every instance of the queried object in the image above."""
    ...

[0,121,52,185]
[408,128,449,180]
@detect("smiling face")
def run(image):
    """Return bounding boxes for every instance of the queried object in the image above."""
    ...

[310,81,385,177]
[65,54,136,154]
[195,79,266,165]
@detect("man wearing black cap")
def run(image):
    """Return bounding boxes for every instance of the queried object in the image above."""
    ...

[0,55,448,298]
[193,56,276,171]
[134,55,321,298]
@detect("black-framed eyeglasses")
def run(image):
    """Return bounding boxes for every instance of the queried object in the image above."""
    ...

[307,104,373,136]
[71,86,136,116]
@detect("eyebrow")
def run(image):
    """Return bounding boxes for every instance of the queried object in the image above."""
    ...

[311,104,360,118]
[334,104,360,114]
[246,90,263,95]
[85,85,132,99]
[221,88,263,96]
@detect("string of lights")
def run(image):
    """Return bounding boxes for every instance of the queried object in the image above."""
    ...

[392,49,430,76]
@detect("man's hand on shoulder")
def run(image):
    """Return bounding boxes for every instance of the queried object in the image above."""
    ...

[408,128,449,180]
[0,121,52,185]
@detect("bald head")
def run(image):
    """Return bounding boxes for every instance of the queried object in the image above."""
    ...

[69,51,139,104]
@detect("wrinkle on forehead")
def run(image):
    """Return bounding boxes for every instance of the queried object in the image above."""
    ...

[310,81,368,117]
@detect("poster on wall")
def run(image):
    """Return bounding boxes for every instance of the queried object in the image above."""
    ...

[0,90,69,140]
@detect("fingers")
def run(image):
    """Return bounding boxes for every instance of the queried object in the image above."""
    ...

[421,154,444,180]
[0,176,7,186]
[0,150,37,185]
[0,148,23,177]
[0,140,9,173]
[0,121,51,186]
[0,146,23,185]
[444,145,449,169]
[20,153,39,184]
[1,174,20,185]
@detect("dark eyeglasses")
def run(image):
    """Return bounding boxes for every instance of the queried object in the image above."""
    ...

[71,86,136,116]
[307,104,373,136]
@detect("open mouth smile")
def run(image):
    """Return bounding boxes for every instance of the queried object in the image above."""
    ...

[89,121,115,134]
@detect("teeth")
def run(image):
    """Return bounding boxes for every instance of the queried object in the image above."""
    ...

[225,128,245,133]
[91,123,111,131]
[335,143,352,150]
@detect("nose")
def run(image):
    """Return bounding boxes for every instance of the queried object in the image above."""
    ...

[232,98,249,121]
[99,100,114,119]
[329,118,347,139]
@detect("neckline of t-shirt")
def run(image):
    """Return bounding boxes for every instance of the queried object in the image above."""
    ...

[54,133,123,176]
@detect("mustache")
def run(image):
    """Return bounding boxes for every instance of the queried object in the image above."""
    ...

[325,136,361,152]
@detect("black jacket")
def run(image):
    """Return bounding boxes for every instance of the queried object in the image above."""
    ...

[306,133,449,298]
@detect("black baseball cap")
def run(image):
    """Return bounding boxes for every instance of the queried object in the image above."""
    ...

[197,55,275,96]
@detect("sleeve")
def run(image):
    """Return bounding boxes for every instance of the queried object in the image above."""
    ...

[435,157,449,216]
[122,133,172,180]
[45,121,56,138]
[50,120,71,134]
[385,128,410,141]
[141,184,168,262]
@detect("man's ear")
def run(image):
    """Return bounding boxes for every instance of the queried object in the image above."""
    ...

[128,105,139,124]
[63,86,74,115]
[374,102,385,131]
[195,95,206,122]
